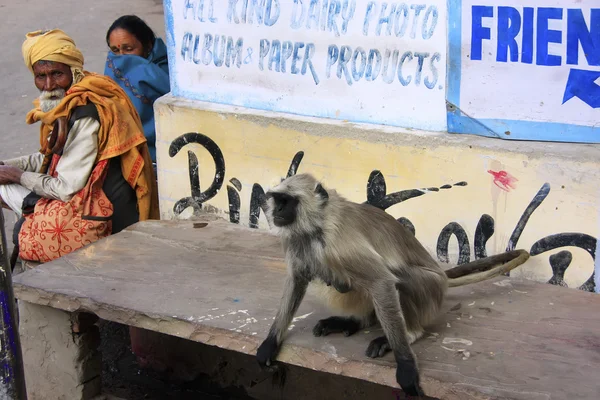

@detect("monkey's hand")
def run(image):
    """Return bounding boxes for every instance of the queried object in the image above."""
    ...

[256,335,280,369]
[396,356,425,398]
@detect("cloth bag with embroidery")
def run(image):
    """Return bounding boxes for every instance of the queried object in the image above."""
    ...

[18,154,113,263]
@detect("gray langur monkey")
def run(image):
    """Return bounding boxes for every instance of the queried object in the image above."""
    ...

[256,173,530,398]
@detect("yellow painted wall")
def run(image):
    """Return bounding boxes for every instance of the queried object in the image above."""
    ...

[155,96,598,292]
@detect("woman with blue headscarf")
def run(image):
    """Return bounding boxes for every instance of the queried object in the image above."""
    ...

[104,15,170,166]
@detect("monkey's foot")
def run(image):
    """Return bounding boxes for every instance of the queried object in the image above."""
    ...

[395,355,425,399]
[256,335,280,368]
[312,316,361,337]
[366,336,391,358]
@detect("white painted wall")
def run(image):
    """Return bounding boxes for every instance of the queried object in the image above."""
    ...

[165,0,448,132]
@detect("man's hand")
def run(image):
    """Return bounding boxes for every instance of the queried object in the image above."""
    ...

[0,165,23,185]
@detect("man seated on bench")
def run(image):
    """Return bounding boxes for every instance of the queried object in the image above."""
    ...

[0,28,159,268]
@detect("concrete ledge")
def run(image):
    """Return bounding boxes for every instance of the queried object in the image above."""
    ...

[156,95,600,163]
[12,218,600,400]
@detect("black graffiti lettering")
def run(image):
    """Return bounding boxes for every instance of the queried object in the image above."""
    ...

[578,275,596,292]
[286,151,305,178]
[173,198,202,216]
[167,135,595,293]
[530,233,597,292]
[366,170,425,210]
[366,170,469,210]
[437,222,471,265]
[227,178,243,224]
[397,217,415,236]
[506,183,551,252]
[169,132,226,216]
[229,177,242,191]
[547,251,571,288]
[187,151,201,199]
[249,184,265,229]
[501,182,551,277]
[365,170,467,210]
[366,170,386,203]
[531,233,596,257]
[474,214,494,259]
[173,151,202,215]
[227,186,241,224]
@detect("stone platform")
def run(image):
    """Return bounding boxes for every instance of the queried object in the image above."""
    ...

[12,216,600,400]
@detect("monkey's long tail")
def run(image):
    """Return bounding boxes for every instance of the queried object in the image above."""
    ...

[445,249,530,287]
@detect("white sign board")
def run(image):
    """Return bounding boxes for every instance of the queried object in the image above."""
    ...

[164,0,448,131]
[447,0,600,143]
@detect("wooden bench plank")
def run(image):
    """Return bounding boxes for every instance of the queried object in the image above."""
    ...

[12,218,600,400]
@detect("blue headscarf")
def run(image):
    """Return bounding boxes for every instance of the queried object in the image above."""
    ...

[104,37,170,162]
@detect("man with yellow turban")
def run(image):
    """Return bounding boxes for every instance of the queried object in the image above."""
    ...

[0,29,159,266]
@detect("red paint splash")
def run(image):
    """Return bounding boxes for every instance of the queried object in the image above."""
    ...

[488,170,518,192]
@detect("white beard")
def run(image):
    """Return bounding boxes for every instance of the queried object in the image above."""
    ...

[39,89,66,112]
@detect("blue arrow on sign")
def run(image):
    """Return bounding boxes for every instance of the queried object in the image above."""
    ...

[562,68,600,108]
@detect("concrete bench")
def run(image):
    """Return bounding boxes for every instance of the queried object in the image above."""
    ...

[12,215,600,400]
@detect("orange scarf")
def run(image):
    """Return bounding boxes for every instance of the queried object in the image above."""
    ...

[26,71,159,221]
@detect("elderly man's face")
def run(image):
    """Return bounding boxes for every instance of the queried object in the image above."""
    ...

[32,60,73,112]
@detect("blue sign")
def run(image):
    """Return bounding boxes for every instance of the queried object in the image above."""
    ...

[447,1,600,143]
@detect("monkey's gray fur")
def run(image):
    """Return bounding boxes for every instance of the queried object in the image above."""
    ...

[256,173,529,398]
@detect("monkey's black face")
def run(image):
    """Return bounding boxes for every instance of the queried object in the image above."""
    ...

[269,192,299,227]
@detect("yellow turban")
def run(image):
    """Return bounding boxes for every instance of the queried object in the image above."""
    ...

[21,29,84,74]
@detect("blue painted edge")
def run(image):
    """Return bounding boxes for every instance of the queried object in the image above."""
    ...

[163,0,179,98]
[447,0,462,108]
[445,0,600,144]
[448,111,600,142]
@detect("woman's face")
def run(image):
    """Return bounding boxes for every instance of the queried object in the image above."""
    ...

[108,28,146,57]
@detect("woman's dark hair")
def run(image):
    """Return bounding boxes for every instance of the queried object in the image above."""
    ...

[106,15,156,53]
